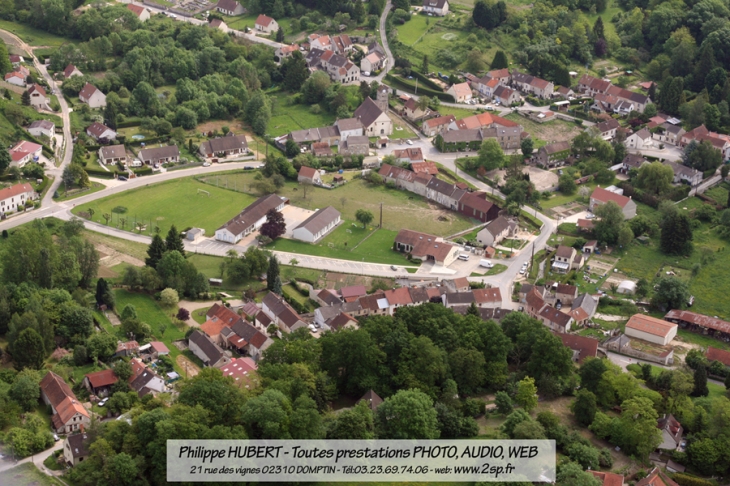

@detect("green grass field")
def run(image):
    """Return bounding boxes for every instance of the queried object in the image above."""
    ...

[71,178,256,236]
[0,463,66,486]
[113,289,190,374]
[437,105,480,120]
[268,91,337,137]
[198,173,476,236]
[704,182,730,207]
[55,181,106,201]
[0,19,76,46]
[397,14,435,46]
[269,226,410,265]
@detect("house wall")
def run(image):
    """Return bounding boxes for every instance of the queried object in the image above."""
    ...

[625,327,673,345]
[63,441,87,466]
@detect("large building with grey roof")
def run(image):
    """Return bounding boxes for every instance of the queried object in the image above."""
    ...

[292,206,341,242]
[215,194,289,243]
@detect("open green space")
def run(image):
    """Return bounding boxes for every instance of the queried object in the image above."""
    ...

[504,112,583,144]
[113,289,190,375]
[268,90,337,138]
[269,226,411,266]
[436,105,480,120]
[397,14,434,46]
[0,19,77,46]
[485,263,508,275]
[0,463,66,486]
[198,173,476,236]
[55,181,106,202]
[71,178,256,236]
[704,182,730,206]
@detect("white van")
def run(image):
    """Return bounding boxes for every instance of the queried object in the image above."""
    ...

[131,159,142,167]
[479,259,493,268]
[362,71,370,77]
[458,253,470,261]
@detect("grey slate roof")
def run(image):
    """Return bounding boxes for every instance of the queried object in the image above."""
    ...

[294,206,340,235]
[353,97,384,129]
[199,135,248,155]
[189,330,224,365]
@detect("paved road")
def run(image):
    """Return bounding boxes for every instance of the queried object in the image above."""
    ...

[0,439,64,474]
[0,29,73,205]
[375,0,394,83]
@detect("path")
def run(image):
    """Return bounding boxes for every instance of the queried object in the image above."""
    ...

[178,299,215,327]
[0,29,73,205]
[0,440,64,474]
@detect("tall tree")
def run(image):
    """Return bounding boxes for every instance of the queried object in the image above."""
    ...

[260,209,286,240]
[660,212,693,256]
[0,143,10,175]
[95,277,115,309]
[491,50,508,69]
[267,255,280,292]
[146,234,166,268]
[593,201,624,245]
[693,365,709,397]
[275,27,284,42]
[651,277,690,311]
[374,389,440,439]
[0,42,12,75]
[571,389,598,426]
[515,376,538,412]
[593,17,605,40]
[477,138,504,171]
[13,328,46,370]
[281,51,309,92]
[21,90,30,106]
[165,225,185,257]
[421,55,429,74]
[635,162,674,196]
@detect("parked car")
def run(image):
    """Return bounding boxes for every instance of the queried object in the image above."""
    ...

[406,139,413,145]
[390,265,398,271]
[53,434,60,441]
[98,397,109,407]
[118,176,128,181]
[202,162,211,167]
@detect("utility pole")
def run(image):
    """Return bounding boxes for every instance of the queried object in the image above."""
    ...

[379,202,383,228]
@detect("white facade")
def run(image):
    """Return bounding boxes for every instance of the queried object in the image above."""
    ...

[28,122,54,139]
[624,131,653,150]
[625,326,677,346]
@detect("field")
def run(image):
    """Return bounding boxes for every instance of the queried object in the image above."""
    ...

[612,198,730,319]
[0,463,66,486]
[0,20,76,46]
[504,113,583,144]
[55,181,106,201]
[198,172,476,236]
[268,90,337,137]
[113,290,190,374]
[269,225,409,265]
[71,178,256,236]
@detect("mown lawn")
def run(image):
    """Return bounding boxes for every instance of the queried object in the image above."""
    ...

[269,227,410,265]
[55,181,106,202]
[397,14,434,46]
[71,178,256,236]
[187,254,267,293]
[198,173,476,236]
[267,87,362,137]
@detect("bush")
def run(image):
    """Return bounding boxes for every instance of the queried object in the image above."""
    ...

[672,474,714,486]
[462,398,484,417]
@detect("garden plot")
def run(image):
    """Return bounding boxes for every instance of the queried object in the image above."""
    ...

[548,201,587,219]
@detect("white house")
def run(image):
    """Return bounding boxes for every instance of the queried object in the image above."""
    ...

[40,371,90,435]
[215,0,246,15]
[476,216,513,247]
[624,128,653,150]
[0,183,35,214]
[625,314,677,346]
[99,145,127,165]
[473,76,500,99]
[209,19,229,32]
[361,51,386,73]
[335,118,363,141]
[78,83,106,109]
[255,14,278,33]
[86,122,116,142]
[215,194,288,243]
[422,0,449,16]
[27,120,54,139]
[27,84,49,110]
[353,97,392,137]
[138,145,179,165]
[664,161,703,187]
[4,71,25,86]
[126,4,150,21]
[292,206,341,242]
[447,82,472,103]
[9,140,42,166]
[63,64,83,78]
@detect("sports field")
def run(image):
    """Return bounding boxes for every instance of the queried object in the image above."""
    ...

[71,178,255,236]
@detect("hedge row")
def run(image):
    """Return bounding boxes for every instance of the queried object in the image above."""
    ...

[384,74,455,102]
[128,136,170,147]
[410,71,445,92]
[672,473,714,486]
[84,165,118,179]
[132,166,153,176]
[116,118,143,129]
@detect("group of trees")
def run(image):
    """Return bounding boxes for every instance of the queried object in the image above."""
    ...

[124,225,210,299]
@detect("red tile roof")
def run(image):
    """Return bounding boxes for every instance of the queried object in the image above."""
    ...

[127,3,146,16]
[0,183,34,201]
[299,165,318,179]
[149,341,169,354]
[219,357,257,388]
[473,288,501,304]
[707,346,730,367]
[201,319,228,337]
[591,471,624,486]
[85,369,118,388]
[591,186,632,208]
[256,14,275,27]
[626,314,677,338]
[384,287,412,306]
[558,333,598,363]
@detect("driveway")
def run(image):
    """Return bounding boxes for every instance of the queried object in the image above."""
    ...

[281,205,315,238]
